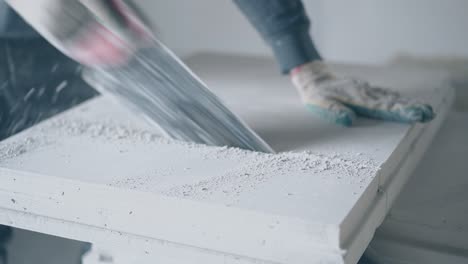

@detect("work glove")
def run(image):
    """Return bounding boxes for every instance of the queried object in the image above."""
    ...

[291,61,435,126]
[6,0,151,66]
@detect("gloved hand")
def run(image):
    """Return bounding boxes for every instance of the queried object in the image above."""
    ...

[291,61,435,126]
[6,0,151,66]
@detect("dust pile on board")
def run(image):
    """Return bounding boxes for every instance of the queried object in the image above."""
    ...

[157,148,379,202]
[0,110,380,202]
[0,136,45,161]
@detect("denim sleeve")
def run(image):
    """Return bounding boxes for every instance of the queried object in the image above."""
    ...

[233,0,321,74]
[0,1,39,38]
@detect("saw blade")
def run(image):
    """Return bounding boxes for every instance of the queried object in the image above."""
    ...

[83,37,274,153]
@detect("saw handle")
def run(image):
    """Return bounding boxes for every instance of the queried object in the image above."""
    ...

[6,0,152,66]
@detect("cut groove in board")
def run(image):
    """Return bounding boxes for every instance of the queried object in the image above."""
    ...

[0,54,454,264]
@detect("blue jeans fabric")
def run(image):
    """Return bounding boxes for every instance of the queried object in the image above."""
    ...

[233,0,321,73]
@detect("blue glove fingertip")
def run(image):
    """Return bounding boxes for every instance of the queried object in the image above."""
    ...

[404,104,435,123]
[420,104,436,123]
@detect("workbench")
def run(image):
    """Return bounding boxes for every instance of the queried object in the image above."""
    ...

[0,54,455,264]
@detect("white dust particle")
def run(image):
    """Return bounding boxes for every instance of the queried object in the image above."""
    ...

[23,88,35,101]
[56,81,68,93]
[37,86,46,98]
[51,63,59,73]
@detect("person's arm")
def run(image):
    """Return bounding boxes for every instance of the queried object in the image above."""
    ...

[233,0,434,126]
[233,0,321,74]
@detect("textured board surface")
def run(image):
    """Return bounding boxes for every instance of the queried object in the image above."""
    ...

[0,54,454,264]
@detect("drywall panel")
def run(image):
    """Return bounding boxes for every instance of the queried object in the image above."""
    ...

[0,55,454,264]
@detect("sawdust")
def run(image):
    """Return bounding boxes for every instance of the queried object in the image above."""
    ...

[158,147,378,201]
[0,136,48,161]
[44,116,179,146]
[0,112,379,202]
[0,115,171,162]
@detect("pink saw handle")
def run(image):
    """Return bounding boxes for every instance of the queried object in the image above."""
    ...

[6,0,152,66]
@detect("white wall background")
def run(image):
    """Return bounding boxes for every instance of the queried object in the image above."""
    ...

[140,0,468,64]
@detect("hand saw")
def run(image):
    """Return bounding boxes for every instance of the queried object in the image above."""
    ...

[7,0,274,153]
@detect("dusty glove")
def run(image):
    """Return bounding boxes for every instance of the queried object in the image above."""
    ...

[6,0,151,66]
[291,61,435,126]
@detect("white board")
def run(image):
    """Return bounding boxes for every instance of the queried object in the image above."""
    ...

[0,54,455,264]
